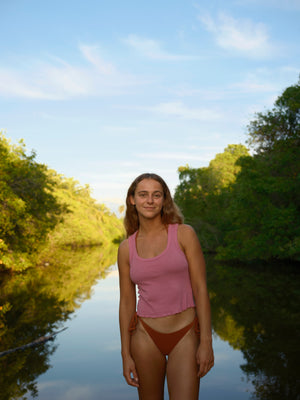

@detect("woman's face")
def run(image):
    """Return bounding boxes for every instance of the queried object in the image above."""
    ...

[130,179,164,220]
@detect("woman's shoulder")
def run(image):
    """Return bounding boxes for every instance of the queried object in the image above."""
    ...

[118,230,138,257]
[177,223,196,235]
[118,238,129,256]
[177,224,198,246]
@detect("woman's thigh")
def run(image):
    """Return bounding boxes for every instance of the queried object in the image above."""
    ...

[131,323,167,400]
[166,328,200,400]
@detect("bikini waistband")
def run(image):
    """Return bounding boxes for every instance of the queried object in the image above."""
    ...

[129,312,200,336]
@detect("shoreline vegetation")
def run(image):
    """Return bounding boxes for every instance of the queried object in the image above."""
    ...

[174,78,300,263]
[0,133,124,272]
[1,78,299,270]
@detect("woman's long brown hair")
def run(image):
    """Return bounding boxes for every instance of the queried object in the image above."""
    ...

[124,173,183,236]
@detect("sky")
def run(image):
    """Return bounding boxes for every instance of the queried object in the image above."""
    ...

[0,0,299,213]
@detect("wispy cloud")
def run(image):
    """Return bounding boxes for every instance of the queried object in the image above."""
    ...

[198,11,274,58]
[231,80,276,93]
[131,101,222,120]
[0,44,144,100]
[172,82,275,99]
[173,67,289,100]
[234,0,300,11]
[137,152,213,162]
[0,68,58,99]
[79,44,116,74]
[280,66,300,75]
[123,34,198,61]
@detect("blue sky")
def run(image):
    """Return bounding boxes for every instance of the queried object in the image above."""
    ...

[1,0,299,212]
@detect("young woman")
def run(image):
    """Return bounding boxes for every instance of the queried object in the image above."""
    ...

[118,173,214,400]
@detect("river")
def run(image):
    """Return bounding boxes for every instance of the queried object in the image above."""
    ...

[0,247,299,400]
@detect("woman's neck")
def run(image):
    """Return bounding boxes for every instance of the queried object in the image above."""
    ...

[138,216,165,236]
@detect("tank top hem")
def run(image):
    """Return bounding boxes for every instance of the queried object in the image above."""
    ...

[137,305,196,319]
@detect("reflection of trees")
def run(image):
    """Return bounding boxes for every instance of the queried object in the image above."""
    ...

[0,243,118,399]
[207,258,300,400]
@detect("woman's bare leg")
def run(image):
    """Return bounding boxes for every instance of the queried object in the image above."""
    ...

[166,328,200,400]
[131,322,167,400]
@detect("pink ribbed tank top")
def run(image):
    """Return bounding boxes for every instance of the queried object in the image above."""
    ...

[128,224,195,318]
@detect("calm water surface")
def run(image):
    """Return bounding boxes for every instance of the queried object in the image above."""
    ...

[24,265,252,400]
[0,248,299,399]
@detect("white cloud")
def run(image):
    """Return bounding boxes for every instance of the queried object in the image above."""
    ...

[0,44,144,100]
[133,101,222,120]
[0,68,59,100]
[230,68,299,100]
[173,68,292,101]
[280,66,300,75]
[79,44,116,74]
[198,11,274,58]
[231,79,276,93]
[123,34,198,60]
[137,152,212,162]
[234,0,300,10]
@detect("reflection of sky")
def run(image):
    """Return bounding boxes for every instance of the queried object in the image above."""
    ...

[28,263,253,400]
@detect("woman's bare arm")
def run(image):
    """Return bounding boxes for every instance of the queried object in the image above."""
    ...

[118,239,139,387]
[178,224,214,378]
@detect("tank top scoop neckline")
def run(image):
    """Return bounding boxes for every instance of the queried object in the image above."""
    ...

[133,225,171,261]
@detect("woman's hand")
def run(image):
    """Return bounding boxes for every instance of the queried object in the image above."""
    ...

[196,341,214,378]
[122,355,139,387]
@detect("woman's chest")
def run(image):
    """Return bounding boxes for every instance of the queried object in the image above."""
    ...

[136,234,168,259]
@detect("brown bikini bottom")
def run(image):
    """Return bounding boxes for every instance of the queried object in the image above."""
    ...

[129,312,200,356]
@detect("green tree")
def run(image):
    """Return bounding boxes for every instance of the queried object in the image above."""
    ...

[0,132,124,271]
[175,79,300,261]
[42,172,124,250]
[217,150,300,261]
[175,144,249,252]
[247,77,300,153]
[0,133,65,270]
[218,79,300,261]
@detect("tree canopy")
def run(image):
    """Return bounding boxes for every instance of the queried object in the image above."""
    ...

[175,79,300,262]
[247,77,300,153]
[0,132,123,271]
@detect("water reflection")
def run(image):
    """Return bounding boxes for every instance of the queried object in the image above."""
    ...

[0,244,119,400]
[206,258,300,400]
[1,251,299,400]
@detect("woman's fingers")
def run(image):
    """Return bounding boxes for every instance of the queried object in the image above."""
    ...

[197,358,214,378]
[124,361,139,387]
[129,368,139,387]
[125,372,139,387]
[196,347,214,378]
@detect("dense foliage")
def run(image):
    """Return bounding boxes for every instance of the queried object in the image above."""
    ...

[175,79,300,261]
[175,144,249,252]
[42,172,123,249]
[0,133,123,271]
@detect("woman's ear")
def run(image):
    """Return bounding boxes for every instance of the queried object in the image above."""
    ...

[130,195,135,205]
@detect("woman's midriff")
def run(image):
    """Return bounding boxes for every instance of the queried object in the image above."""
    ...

[139,307,196,333]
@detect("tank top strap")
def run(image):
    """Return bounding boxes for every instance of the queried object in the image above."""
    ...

[168,223,181,251]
